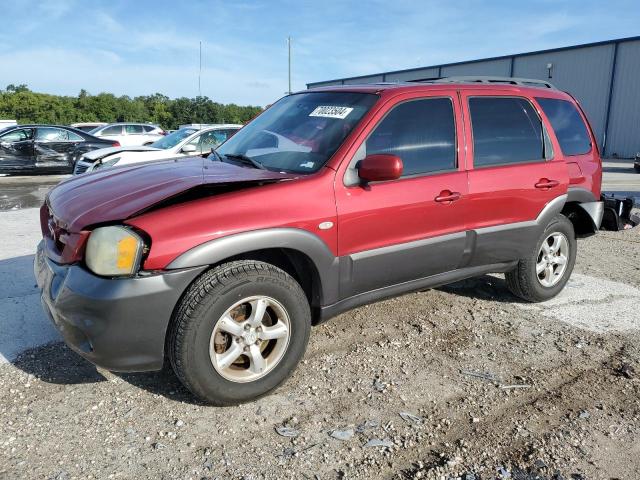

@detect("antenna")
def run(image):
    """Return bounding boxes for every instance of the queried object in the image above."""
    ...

[198,41,202,97]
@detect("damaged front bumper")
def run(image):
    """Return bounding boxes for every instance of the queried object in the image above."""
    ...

[34,240,206,372]
[600,194,638,231]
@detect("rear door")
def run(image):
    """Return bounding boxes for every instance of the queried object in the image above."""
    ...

[123,124,146,145]
[34,127,85,172]
[98,125,124,144]
[461,91,569,266]
[0,128,35,171]
[335,92,469,298]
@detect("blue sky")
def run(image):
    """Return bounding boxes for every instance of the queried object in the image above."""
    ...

[0,0,638,106]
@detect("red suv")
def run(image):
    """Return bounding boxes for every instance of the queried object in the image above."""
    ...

[35,78,603,405]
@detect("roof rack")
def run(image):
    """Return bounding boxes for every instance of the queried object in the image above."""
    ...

[423,76,557,90]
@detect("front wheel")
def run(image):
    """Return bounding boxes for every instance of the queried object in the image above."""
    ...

[168,260,311,405]
[506,214,577,302]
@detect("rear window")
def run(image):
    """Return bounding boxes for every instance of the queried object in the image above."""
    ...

[101,125,122,135]
[536,98,591,156]
[469,97,544,167]
[125,125,144,134]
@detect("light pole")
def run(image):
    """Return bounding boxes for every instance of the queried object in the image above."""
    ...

[198,41,202,98]
[287,36,292,95]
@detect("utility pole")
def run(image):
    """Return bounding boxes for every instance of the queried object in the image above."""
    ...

[198,41,202,98]
[287,36,292,95]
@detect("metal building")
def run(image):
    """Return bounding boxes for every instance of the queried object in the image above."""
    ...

[307,36,640,158]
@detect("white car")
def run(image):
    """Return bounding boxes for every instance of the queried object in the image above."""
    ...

[89,123,166,147]
[75,124,242,174]
[70,122,107,132]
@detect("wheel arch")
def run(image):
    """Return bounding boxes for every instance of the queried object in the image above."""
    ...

[563,188,603,237]
[166,228,340,321]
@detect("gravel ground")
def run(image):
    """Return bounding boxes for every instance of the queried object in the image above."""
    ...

[1,224,639,480]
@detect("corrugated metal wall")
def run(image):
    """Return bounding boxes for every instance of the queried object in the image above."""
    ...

[605,40,640,157]
[307,37,640,157]
[513,44,614,148]
[385,67,439,82]
[441,58,511,77]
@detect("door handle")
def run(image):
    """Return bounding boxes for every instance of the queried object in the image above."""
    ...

[535,178,559,189]
[435,190,461,203]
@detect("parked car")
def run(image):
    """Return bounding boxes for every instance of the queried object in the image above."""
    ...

[35,78,603,405]
[73,124,242,174]
[0,119,17,129]
[70,122,107,132]
[0,124,119,174]
[89,123,166,146]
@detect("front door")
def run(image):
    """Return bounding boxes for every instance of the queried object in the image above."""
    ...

[0,127,35,172]
[460,91,569,265]
[335,93,469,298]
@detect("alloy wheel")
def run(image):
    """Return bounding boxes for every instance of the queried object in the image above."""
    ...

[536,232,569,288]
[209,296,291,383]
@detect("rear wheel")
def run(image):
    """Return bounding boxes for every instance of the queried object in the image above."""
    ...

[506,214,576,302]
[169,260,311,405]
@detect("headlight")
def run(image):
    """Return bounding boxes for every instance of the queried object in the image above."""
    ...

[94,156,120,170]
[85,226,145,276]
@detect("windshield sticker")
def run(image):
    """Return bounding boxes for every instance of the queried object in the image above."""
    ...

[299,161,315,169]
[309,106,354,119]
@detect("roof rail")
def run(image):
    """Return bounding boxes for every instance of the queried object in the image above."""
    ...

[426,76,557,90]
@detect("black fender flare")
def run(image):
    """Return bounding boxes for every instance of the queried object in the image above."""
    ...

[566,187,603,230]
[166,228,340,305]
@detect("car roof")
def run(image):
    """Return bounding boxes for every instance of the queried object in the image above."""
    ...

[98,122,160,127]
[3,124,93,134]
[303,82,573,101]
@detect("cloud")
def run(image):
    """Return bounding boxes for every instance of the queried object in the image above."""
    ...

[1,0,639,103]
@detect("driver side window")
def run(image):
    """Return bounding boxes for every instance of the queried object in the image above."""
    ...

[344,97,457,186]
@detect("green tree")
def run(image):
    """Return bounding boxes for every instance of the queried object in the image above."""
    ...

[0,85,263,129]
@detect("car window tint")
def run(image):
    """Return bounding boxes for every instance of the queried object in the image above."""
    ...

[189,131,230,153]
[142,125,156,132]
[101,125,122,135]
[1,128,33,142]
[36,127,69,142]
[536,98,591,156]
[469,97,544,167]
[365,98,456,176]
[125,125,144,134]
[67,130,84,142]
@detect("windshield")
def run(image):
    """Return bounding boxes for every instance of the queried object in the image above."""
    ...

[150,128,198,149]
[216,92,378,173]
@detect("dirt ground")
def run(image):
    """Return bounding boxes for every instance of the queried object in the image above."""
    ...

[1,222,639,479]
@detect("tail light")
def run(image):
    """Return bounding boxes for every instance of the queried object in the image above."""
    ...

[160,130,167,136]
[112,141,120,147]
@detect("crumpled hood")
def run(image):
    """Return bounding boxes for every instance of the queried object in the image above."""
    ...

[82,145,161,161]
[47,157,297,232]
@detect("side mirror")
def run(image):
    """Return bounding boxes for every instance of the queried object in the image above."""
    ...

[181,144,197,154]
[358,154,403,182]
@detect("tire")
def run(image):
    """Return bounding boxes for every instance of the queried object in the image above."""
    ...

[169,260,311,405]
[506,214,577,302]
